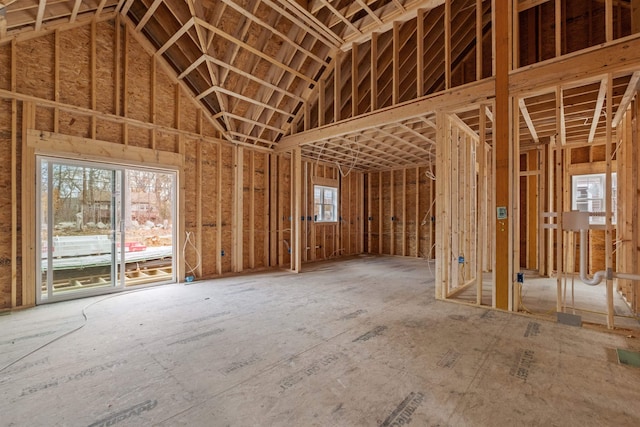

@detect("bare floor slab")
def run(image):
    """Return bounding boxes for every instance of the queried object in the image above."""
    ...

[1,256,639,426]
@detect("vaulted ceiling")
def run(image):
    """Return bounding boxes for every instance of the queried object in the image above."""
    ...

[1,1,639,172]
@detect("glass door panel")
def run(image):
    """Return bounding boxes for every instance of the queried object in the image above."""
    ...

[38,159,122,302]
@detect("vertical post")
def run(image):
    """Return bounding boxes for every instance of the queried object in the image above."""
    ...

[494,0,512,310]
[11,38,17,307]
[21,102,37,307]
[216,143,223,274]
[371,32,378,111]
[476,0,483,80]
[334,53,341,122]
[54,30,60,133]
[435,111,450,299]
[233,145,244,273]
[605,73,614,328]
[91,20,97,138]
[555,0,561,57]
[390,170,395,256]
[368,173,372,254]
[417,9,425,96]
[378,171,383,255]
[293,147,303,272]
[445,0,452,89]
[477,106,487,305]
[606,0,613,42]
[393,21,400,104]
[352,42,358,117]
[415,166,420,258]
[249,151,255,269]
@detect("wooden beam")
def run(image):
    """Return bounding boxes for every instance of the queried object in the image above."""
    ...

[612,71,640,127]
[589,77,608,142]
[556,85,566,146]
[135,0,164,32]
[278,79,495,151]
[518,0,552,12]
[217,142,223,274]
[519,98,539,143]
[70,0,82,23]
[196,18,314,86]
[34,0,46,32]
[156,19,195,57]
[509,34,640,95]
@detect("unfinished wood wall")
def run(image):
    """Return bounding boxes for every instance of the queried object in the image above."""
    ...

[296,0,492,133]
[616,96,640,313]
[0,20,324,309]
[364,166,434,259]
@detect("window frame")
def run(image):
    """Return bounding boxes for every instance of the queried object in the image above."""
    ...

[313,185,338,223]
[570,172,617,226]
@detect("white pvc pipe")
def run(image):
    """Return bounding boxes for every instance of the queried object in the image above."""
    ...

[579,229,607,286]
[578,229,640,284]
[613,272,640,281]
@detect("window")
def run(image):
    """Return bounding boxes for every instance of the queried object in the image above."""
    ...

[571,173,617,225]
[314,185,338,222]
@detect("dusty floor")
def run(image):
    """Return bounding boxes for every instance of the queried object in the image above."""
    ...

[1,255,639,426]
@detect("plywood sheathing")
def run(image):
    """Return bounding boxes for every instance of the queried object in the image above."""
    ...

[0,16,280,309]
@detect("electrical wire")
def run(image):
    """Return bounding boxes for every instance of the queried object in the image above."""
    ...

[183,231,201,280]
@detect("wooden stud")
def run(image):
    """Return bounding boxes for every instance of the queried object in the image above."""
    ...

[196,137,203,279]
[249,151,255,269]
[151,58,157,150]
[264,152,271,267]
[318,79,325,126]
[334,53,341,122]
[415,166,420,258]
[21,102,37,307]
[54,30,60,133]
[555,0,561,57]
[527,150,538,270]
[494,0,511,310]
[371,31,378,111]
[91,20,97,138]
[393,21,400,105]
[233,146,244,273]
[417,9,425,96]
[114,14,121,117]
[352,42,358,118]
[217,142,223,275]
[293,148,303,272]
[634,93,640,313]
[123,24,129,145]
[606,0,613,42]
[390,170,395,256]
[605,73,614,328]
[402,169,407,256]
[445,0,451,89]
[378,171,383,255]
[10,38,17,307]
[367,172,372,254]
[476,0,483,80]
[278,156,284,267]
[477,106,487,304]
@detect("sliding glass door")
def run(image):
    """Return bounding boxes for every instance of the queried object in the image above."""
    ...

[37,157,176,303]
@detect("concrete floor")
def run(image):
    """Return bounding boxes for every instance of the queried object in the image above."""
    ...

[1,255,640,426]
